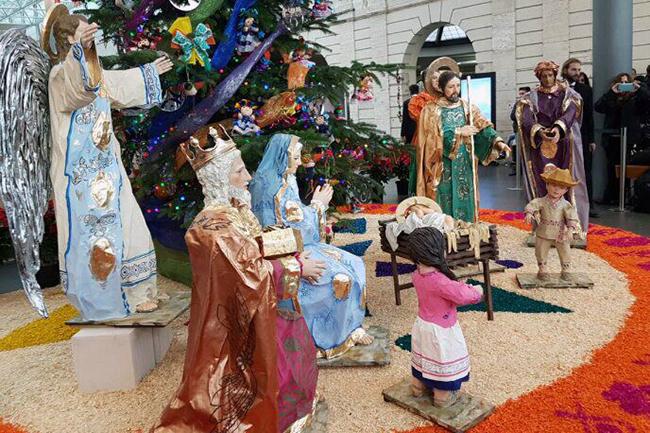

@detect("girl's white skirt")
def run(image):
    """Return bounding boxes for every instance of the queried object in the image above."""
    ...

[411,316,470,383]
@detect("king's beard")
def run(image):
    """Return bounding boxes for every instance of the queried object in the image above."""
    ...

[229,185,252,208]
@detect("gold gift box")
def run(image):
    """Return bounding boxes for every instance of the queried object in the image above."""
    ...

[257,226,304,259]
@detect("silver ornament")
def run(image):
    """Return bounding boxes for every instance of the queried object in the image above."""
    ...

[168,0,201,11]
[0,30,52,317]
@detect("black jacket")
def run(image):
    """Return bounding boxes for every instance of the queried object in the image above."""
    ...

[595,89,643,145]
[401,98,417,143]
[571,82,595,145]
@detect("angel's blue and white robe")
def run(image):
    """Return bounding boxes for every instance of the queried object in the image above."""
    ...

[48,42,162,321]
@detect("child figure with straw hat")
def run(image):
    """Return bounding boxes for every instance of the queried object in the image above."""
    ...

[525,164,582,281]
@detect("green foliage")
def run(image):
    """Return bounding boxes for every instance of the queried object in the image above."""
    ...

[86,0,404,226]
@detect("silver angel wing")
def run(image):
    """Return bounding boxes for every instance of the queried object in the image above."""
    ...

[0,30,52,317]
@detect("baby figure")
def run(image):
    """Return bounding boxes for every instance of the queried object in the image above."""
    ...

[407,227,483,408]
[524,163,581,281]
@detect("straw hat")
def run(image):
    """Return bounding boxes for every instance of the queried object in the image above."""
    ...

[540,164,578,188]
[424,56,460,95]
[395,196,442,223]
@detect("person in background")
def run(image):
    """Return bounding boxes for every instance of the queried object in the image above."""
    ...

[508,86,531,176]
[632,68,638,81]
[595,73,643,204]
[578,72,590,87]
[416,70,426,93]
[401,84,421,145]
[562,58,598,218]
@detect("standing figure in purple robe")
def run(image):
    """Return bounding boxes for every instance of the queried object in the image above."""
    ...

[515,60,589,237]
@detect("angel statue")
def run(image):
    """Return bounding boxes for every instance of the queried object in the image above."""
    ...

[0,5,173,320]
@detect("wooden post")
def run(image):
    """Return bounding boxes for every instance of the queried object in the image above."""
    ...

[482,259,494,321]
[391,253,401,305]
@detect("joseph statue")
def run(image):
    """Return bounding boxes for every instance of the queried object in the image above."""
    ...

[416,71,510,222]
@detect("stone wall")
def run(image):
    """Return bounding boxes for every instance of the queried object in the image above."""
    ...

[307,0,650,137]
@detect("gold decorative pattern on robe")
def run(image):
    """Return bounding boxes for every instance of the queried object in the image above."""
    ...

[92,112,112,152]
[279,256,302,315]
[332,274,351,300]
[318,333,357,360]
[321,248,342,261]
[415,99,503,202]
[90,172,114,209]
[89,237,116,281]
[285,201,305,222]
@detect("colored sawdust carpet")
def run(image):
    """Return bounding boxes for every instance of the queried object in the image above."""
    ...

[0,304,78,352]
[458,279,572,314]
[339,240,373,256]
[0,419,30,433]
[0,208,645,433]
[395,208,650,433]
[333,218,367,234]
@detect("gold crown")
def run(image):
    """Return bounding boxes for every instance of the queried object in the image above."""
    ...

[180,125,237,171]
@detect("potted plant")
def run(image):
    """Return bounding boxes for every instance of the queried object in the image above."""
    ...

[393,149,412,199]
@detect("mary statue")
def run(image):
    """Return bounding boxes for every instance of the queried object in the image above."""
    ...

[250,134,373,358]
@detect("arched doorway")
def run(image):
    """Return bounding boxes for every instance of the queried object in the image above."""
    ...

[401,22,476,87]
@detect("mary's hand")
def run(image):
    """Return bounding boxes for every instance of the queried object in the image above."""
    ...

[300,251,326,284]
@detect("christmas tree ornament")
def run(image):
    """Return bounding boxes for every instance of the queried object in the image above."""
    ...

[314,112,330,135]
[232,99,260,135]
[169,17,215,70]
[115,0,135,11]
[257,91,297,128]
[235,8,264,55]
[281,1,309,31]
[160,86,187,112]
[352,74,374,101]
[311,0,333,19]
[287,47,315,90]
[209,0,257,69]
[184,82,198,96]
[169,0,201,11]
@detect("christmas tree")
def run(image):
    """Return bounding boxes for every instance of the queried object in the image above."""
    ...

[86,0,406,231]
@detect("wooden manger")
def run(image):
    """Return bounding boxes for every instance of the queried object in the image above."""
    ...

[378,219,500,320]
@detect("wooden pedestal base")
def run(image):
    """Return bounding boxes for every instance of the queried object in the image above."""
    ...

[317,326,391,368]
[517,273,594,289]
[383,379,494,433]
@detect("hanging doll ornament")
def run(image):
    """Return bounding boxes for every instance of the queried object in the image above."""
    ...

[314,112,330,135]
[287,47,315,90]
[235,9,265,56]
[232,99,261,135]
[353,74,374,102]
[169,17,215,71]
[168,0,201,11]
[311,0,334,19]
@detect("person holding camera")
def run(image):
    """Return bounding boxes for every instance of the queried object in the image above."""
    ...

[562,58,598,217]
[595,73,643,204]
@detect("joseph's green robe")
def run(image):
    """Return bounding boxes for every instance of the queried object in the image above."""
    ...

[416,100,504,222]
